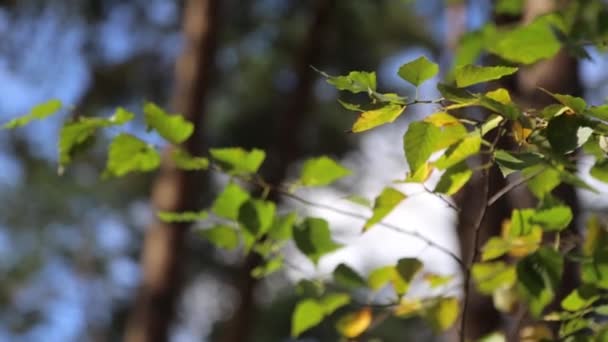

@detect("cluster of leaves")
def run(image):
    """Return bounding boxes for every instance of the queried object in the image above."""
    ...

[6,2,608,340]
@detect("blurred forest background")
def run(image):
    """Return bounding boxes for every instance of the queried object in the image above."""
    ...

[1,0,608,341]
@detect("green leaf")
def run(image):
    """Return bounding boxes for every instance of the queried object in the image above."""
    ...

[171,149,209,170]
[320,293,351,315]
[541,89,587,114]
[209,147,266,175]
[337,99,363,112]
[453,64,518,88]
[238,199,276,238]
[251,258,283,278]
[547,115,585,154]
[351,104,405,133]
[368,266,398,291]
[372,92,407,105]
[494,150,543,177]
[561,285,599,312]
[103,134,161,178]
[396,258,423,284]
[423,297,459,332]
[199,225,239,250]
[333,264,367,289]
[487,15,562,64]
[481,237,511,261]
[582,249,608,289]
[530,205,573,232]
[363,187,406,231]
[157,210,208,223]
[344,195,372,208]
[590,159,608,183]
[404,121,442,173]
[434,162,473,195]
[322,70,376,94]
[293,218,342,265]
[495,0,523,15]
[267,212,297,241]
[398,56,439,87]
[559,318,590,339]
[291,299,325,337]
[586,104,608,121]
[434,134,481,170]
[517,247,563,317]
[299,156,351,186]
[143,102,194,144]
[472,262,516,294]
[58,108,135,168]
[437,83,478,105]
[510,209,537,236]
[211,183,250,220]
[524,165,561,199]
[3,99,62,129]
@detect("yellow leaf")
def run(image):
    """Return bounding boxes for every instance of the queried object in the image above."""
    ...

[485,88,512,104]
[424,112,460,127]
[351,105,405,133]
[493,285,518,313]
[336,307,373,338]
[520,324,553,342]
[512,120,532,145]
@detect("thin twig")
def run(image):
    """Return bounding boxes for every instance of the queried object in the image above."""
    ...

[487,167,545,206]
[423,185,461,212]
[279,190,465,268]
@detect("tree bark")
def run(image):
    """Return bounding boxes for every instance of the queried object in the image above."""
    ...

[221,1,335,342]
[124,1,219,341]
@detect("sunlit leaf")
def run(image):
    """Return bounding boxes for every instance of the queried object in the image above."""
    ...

[523,165,561,199]
[171,149,209,170]
[320,69,376,94]
[252,258,283,278]
[103,133,161,178]
[293,218,342,264]
[434,134,481,170]
[398,56,439,87]
[157,210,208,223]
[267,212,297,241]
[211,183,250,220]
[238,199,276,238]
[320,293,350,315]
[3,99,62,129]
[487,15,562,64]
[453,64,518,88]
[424,273,453,288]
[209,147,265,175]
[472,262,516,294]
[434,162,473,195]
[404,121,441,173]
[199,225,239,250]
[363,187,406,231]
[351,104,405,133]
[561,285,599,312]
[541,88,587,114]
[58,108,136,168]
[299,156,351,186]
[143,102,193,144]
[423,297,459,332]
[291,299,325,337]
[530,205,572,232]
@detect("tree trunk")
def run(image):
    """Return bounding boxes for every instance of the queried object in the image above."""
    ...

[124,1,219,341]
[221,1,335,342]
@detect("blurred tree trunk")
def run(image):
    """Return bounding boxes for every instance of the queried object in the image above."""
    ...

[124,1,219,342]
[221,1,335,342]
